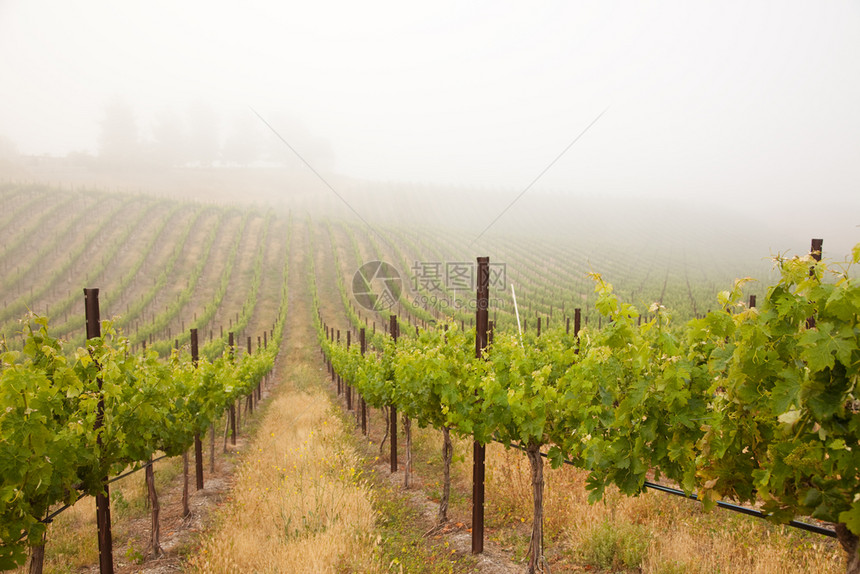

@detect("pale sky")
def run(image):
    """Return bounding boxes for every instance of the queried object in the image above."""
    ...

[1,1,859,210]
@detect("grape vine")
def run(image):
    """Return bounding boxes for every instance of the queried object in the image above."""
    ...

[319,244,860,572]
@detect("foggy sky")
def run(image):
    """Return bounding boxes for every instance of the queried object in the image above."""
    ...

[2,1,859,213]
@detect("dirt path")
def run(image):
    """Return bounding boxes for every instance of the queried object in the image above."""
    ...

[180,220,381,573]
[80,219,522,574]
[312,218,522,574]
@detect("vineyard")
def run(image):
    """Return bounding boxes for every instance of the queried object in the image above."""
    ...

[1,182,858,573]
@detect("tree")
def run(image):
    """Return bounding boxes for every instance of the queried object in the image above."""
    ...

[222,113,261,166]
[98,96,139,167]
[0,134,18,159]
[261,112,335,171]
[150,107,187,167]
[187,100,219,166]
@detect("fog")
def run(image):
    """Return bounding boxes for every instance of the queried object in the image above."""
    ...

[1,1,858,256]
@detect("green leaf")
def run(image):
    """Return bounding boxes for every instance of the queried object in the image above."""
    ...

[828,438,847,451]
[800,327,837,372]
[771,369,801,414]
[824,284,860,322]
[777,410,801,426]
[839,499,860,536]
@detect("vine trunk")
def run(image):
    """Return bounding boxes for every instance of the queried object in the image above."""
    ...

[526,443,546,574]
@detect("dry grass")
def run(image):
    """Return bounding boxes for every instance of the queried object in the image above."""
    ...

[11,454,187,574]
[186,370,382,573]
[392,427,845,573]
[478,443,843,573]
[21,499,99,574]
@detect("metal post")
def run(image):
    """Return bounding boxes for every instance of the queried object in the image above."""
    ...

[390,314,398,474]
[807,238,823,328]
[334,329,339,392]
[85,288,114,574]
[360,328,367,435]
[472,257,489,554]
[228,332,236,445]
[191,329,203,490]
[346,330,352,410]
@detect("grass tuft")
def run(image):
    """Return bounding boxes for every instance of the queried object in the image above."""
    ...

[577,518,650,570]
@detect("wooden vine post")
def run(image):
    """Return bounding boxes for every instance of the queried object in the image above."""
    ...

[191,329,203,490]
[807,238,823,329]
[246,336,254,414]
[346,331,353,411]
[390,314,398,474]
[228,332,236,446]
[360,327,367,435]
[400,316,413,488]
[331,328,337,388]
[256,335,263,401]
[472,256,490,554]
[85,288,114,574]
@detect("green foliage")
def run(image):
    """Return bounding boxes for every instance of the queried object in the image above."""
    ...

[394,324,482,436]
[0,314,278,569]
[318,243,860,547]
[696,250,860,530]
